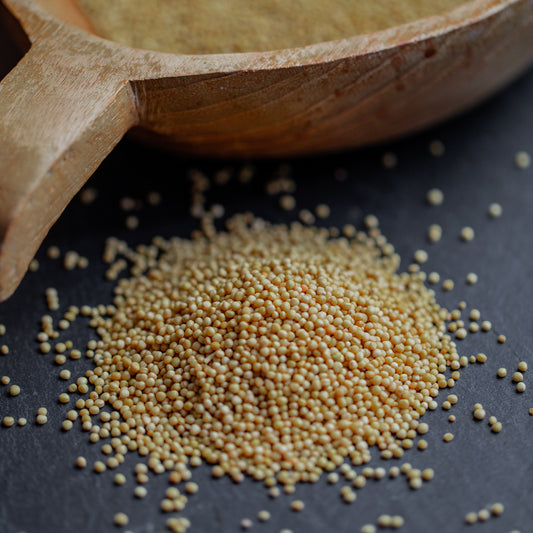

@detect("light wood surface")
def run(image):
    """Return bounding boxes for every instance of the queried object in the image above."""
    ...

[0,0,532,302]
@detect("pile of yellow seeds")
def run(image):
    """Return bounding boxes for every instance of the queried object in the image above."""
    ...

[73,213,459,489]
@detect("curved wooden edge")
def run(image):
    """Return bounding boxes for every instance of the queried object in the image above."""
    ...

[0,38,138,301]
[2,0,523,78]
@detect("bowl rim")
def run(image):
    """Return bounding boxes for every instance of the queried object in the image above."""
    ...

[7,0,521,76]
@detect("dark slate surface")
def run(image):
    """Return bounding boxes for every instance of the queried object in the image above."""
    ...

[1,25,533,533]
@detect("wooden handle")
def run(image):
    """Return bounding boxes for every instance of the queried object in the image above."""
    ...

[0,38,138,301]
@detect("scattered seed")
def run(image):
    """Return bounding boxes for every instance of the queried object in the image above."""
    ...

[488,203,503,218]
[466,273,478,285]
[426,188,444,206]
[3,416,15,427]
[497,368,507,378]
[113,512,129,527]
[515,151,531,169]
[382,152,398,169]
[460,226,475,242]
[427,224,442,243]
[291,500,305,512]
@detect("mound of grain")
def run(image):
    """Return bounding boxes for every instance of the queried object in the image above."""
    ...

[83,214,456,485]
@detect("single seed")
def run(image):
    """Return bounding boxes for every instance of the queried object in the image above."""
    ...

[257,510,271,522]
[426,188,444,206]
[113,513,129,527]
[77,456,87,468]
[428,272,440,284]
[18,417,27,426]
[47,246,61,259]
[361,525,377,533]
[477,353,487,364]
[478,509,490,521]
[291,500,305,512]
[413,249,428,264]
[94,461,106,473]
[491,503,504,516]
[474,408,486,420]
[279,195,296,211]
[516,382,526,393]
[465,512,477,524]
[58,393,70,404]
[513,372,524,383]
[448,415,456,422]
[114,473,127,486]
[185,482,199,494]
[491,422,502,433]
[498,335,506,344]
[3,416,15,427]
[390,515,405,529]
[378,515,392,528]
[427,224,442,243]
[488,203,503,218]
[442,279,454,291]
[482,321,492,332]
[460,226,475,242]
[518,361,528,372]
[9,384,20,396]
[240,519,253,530]
[36,415,48,425]
[418,439,428,450]
[382,152,398,169]
[315,204,330,219]
[497,368,508,378]
[443,432,454,442]
[134,486,147,498]
[515,150,531,169]
[466,272,478,285]
[62,420,73,431]
[40,342,51,354]
[125,216,139,230]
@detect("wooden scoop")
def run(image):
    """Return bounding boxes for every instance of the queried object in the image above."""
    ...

[0,0,532,302]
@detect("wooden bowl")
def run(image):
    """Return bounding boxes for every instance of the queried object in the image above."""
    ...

[0,0,532,301]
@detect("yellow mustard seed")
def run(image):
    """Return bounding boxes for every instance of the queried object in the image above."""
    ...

[36,415,48,425]
[516,382,526,393]
[488,203,503,218]
[427,224,442,243]
[460,226,475,242]
[18,417,27,426]
[443,432,454,442]
[257,510,271,522]
[478,509,490,521]
[476,353,487,363]
[94,461,106,473]
[9,385,20,396]
[518,361,528,372]
[513,372,524,383]
[113,513,129,527]
[465,512,477,524]
[442,279,454,291]
[515,150,531,169]
[466,272,478,285]
[62,420,73,431]
[491,422,502,433]
[429,139,445,157]
[382,152,398,169]
[291,500,305,512]
[3,416,15,427]
[426,188,444,206]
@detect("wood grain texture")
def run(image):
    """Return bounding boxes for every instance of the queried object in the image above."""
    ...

[0,0,532,300]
